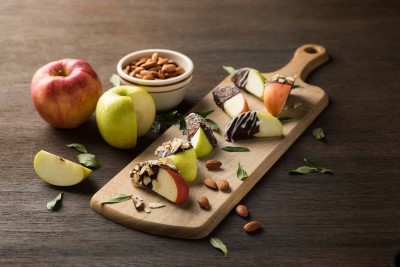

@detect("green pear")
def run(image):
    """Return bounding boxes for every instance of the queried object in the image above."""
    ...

[166,148,197,182]
[245,69,267,99]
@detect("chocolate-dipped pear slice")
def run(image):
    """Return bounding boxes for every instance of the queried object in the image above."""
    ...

[231,67,266,99]
[224,111,283,142]
[184,113,217,158]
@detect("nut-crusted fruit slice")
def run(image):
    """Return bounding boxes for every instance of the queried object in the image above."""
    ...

[212,86,249,118]
[263,74,296,116]
[224,111,283,142]
[155,138,197,183]
[184,113,217,158]
[130,160,189,204]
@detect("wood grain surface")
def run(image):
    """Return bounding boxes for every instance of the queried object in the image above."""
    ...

[90,44,329,239]
[1,0,399,266]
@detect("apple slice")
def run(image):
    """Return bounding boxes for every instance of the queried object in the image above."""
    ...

[130,160,189,204]
[263,74,296,116]
[245,69,267,99]
[33,150,92,186]
[184,113,217,158]
[212,86,249,118]
[155,138,197,183]
[224,111,283,142]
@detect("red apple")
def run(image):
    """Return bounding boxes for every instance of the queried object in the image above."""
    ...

[130,160,189,204]
[31,59,103,128]
[263,74,296,117]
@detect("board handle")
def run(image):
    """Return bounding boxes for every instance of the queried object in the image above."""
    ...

[280,44,329,81]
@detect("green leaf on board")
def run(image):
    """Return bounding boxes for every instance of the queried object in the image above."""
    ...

[222,146,250,152]
[278,116,292,122]
[195,110,214,118]
[237,162,249,180]
[206,119,219,132]
[99,194,132,205]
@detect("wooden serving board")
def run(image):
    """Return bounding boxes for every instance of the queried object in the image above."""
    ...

[90,44,329,239]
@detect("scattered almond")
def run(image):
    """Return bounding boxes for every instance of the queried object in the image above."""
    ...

[197,195,210,210]
[235,204,249,218]
[204,178,217,189]
[205,160,222,170]
[243,221,261,232]
[217,179,229,191]
[149,202,166,209]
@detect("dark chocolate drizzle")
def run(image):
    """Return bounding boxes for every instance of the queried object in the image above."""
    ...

[231,68,251,89]
[224,111,260,142]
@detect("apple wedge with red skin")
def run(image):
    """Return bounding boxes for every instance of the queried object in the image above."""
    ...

[212,85,249,118]
[263,74,296,117]
[130,160,189,204]
[31,59,103,129]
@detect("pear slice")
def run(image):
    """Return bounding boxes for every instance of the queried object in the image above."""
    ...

[224,111,283,142]
[33,150,92,186]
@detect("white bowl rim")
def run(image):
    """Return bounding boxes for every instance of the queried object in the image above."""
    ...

[117,49,194,86]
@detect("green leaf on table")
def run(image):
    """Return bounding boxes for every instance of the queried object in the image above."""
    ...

[223,65,236,75]
[99,194,132,205]
[312,127,326,140]
[289,158,332,174]
[304,158,332,173]
[109,74,121,87]
[222,146,250,152]
[237,162,249,180]
[151,121,161,134]
[289,166,318,174]
[75,153,99,169]
[151,110,184,134]
[47,192,63,212]
[210,237,228,257]
[66,143,88,154]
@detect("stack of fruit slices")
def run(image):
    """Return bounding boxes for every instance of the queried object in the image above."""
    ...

[129,113,218,204]
[211,67,297,141]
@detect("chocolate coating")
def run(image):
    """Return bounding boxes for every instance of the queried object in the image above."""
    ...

[184,113,217,147]
[224,111,260,142]
[231,67,251,89]
[212,86,241,109]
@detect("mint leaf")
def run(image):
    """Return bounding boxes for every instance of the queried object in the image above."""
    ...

[237,162,249,180]
[222,146,250,152]
[110,74,121,87]
[289,166,317,174]
[195,110,214,118]
[206,119,219,132]
[66,143,88,154]
[210,237,228,256]
[47,192,63,211]
[223,65,236,75]
[278,116,292,122]
[99,194,132,204]
[75,153,99,169]
[304,158,332,173]
[312,128,326,140]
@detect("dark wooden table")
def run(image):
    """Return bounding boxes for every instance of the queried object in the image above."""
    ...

[1,1,399,266]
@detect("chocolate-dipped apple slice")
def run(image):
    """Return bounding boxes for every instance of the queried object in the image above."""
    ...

[130,160,189,204]
[184,113,217,158]
[155,138,197,183]
[231,67,267,99]
[212,85,249,118]
[263,74,296,116]
[224,111,283,142]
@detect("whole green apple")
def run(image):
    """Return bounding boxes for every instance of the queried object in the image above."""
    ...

[31,59,103,129]
[96,86,155,149]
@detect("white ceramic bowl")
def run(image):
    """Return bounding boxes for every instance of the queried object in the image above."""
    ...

[117,49,194,111]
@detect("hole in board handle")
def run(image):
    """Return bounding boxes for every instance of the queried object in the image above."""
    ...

[304,46,318,54]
